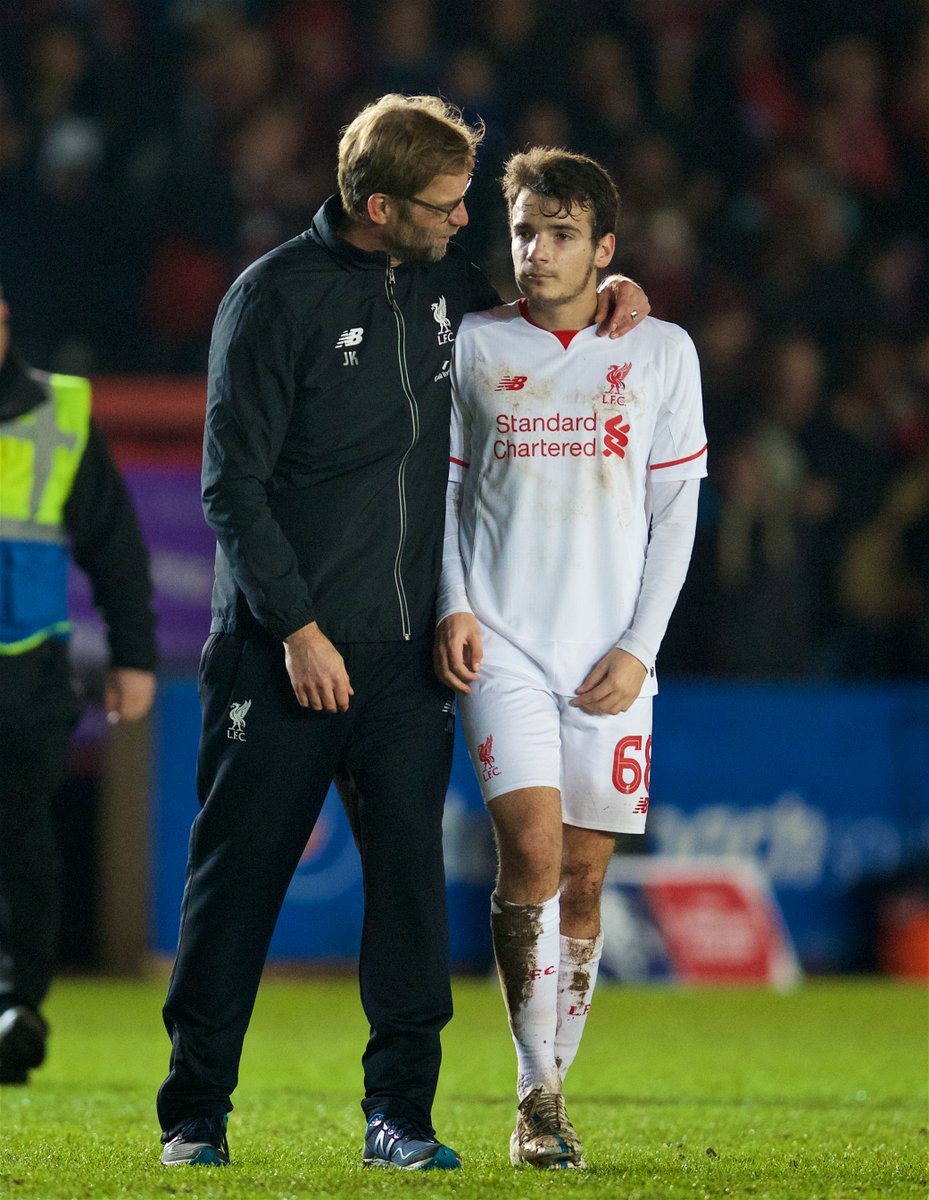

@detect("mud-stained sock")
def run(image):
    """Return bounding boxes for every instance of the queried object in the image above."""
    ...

[490,891,562,1099]
[554,932,603,1082]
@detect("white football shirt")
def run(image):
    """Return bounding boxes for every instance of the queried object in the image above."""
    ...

[443,300,707,695]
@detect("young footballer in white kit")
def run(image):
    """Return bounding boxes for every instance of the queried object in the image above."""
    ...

[435,149,707,1170]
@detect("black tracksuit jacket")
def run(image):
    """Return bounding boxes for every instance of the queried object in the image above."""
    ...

[204,195,500,645]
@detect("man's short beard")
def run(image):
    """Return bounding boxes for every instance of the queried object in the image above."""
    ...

[382,203,450,264]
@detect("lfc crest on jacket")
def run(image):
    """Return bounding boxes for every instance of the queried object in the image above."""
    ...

[432,296,454,345]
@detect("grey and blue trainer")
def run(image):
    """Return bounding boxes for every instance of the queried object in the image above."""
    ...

[160,1114,230,1166]
[362,1113,461,1170]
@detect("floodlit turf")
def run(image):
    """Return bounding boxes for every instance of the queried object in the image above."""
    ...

[0,976,925,1198]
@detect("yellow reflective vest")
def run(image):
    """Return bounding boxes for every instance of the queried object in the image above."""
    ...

[0,371,91,654]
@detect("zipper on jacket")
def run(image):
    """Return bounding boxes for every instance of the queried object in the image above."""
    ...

[385,264,418,640]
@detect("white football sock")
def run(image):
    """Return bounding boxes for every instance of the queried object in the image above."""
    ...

[490,891,562,1099]
[554,932,603,1082]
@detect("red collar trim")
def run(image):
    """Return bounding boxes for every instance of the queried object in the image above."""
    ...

[518,297,585,349]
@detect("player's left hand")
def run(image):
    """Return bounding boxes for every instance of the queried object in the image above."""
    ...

[594,276,650,338]
[570,648,647,715]
[434,611,483,693]
[104,667,157,723]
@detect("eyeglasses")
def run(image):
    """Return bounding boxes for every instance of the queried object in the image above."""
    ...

[404,176,472,219]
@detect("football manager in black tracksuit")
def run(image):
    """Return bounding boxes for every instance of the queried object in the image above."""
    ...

[156,94,646,1171]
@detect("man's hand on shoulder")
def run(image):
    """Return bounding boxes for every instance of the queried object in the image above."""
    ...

[570,647,647,715]
[284,622,353,712]
[594,276,650,338]
[434,612,483,693]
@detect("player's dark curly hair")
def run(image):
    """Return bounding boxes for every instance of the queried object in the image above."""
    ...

[501,148,620,242]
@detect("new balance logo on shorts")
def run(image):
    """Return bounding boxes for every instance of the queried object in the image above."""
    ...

[633,797,649,815]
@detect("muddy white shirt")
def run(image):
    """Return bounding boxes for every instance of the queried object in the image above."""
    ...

[438,300,708,696]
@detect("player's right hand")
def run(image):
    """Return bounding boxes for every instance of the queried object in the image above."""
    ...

[571,646,647,715]
[434,612,483,693]
[283,621,353,712]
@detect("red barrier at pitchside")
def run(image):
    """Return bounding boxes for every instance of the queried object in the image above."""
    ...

[89,376,206,466]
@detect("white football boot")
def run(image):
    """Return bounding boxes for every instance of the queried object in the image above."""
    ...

[509,1085,587,1170]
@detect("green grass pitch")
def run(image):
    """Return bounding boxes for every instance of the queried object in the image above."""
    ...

[0,976,926,1198]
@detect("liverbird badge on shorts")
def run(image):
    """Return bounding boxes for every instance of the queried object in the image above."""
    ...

[478,733,500,782]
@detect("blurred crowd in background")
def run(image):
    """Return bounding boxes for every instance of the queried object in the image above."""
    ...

[1,0,927,682]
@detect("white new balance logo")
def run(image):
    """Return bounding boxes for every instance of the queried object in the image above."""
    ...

[373,1131,417,1162]
[335,327,364,348]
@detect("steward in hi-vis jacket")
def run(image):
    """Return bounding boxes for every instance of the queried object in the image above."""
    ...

[0,305,156,1084]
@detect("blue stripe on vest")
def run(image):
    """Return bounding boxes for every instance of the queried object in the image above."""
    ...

[0,540,70,646]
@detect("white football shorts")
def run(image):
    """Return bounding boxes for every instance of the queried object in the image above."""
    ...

[458,624,654,834]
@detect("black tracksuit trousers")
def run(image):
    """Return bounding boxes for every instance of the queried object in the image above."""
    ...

[157,632,455,1137]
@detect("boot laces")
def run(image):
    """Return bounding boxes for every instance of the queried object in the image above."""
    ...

[523,1087,567,1136]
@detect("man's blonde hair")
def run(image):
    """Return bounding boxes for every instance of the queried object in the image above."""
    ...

[338,94,484,220]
